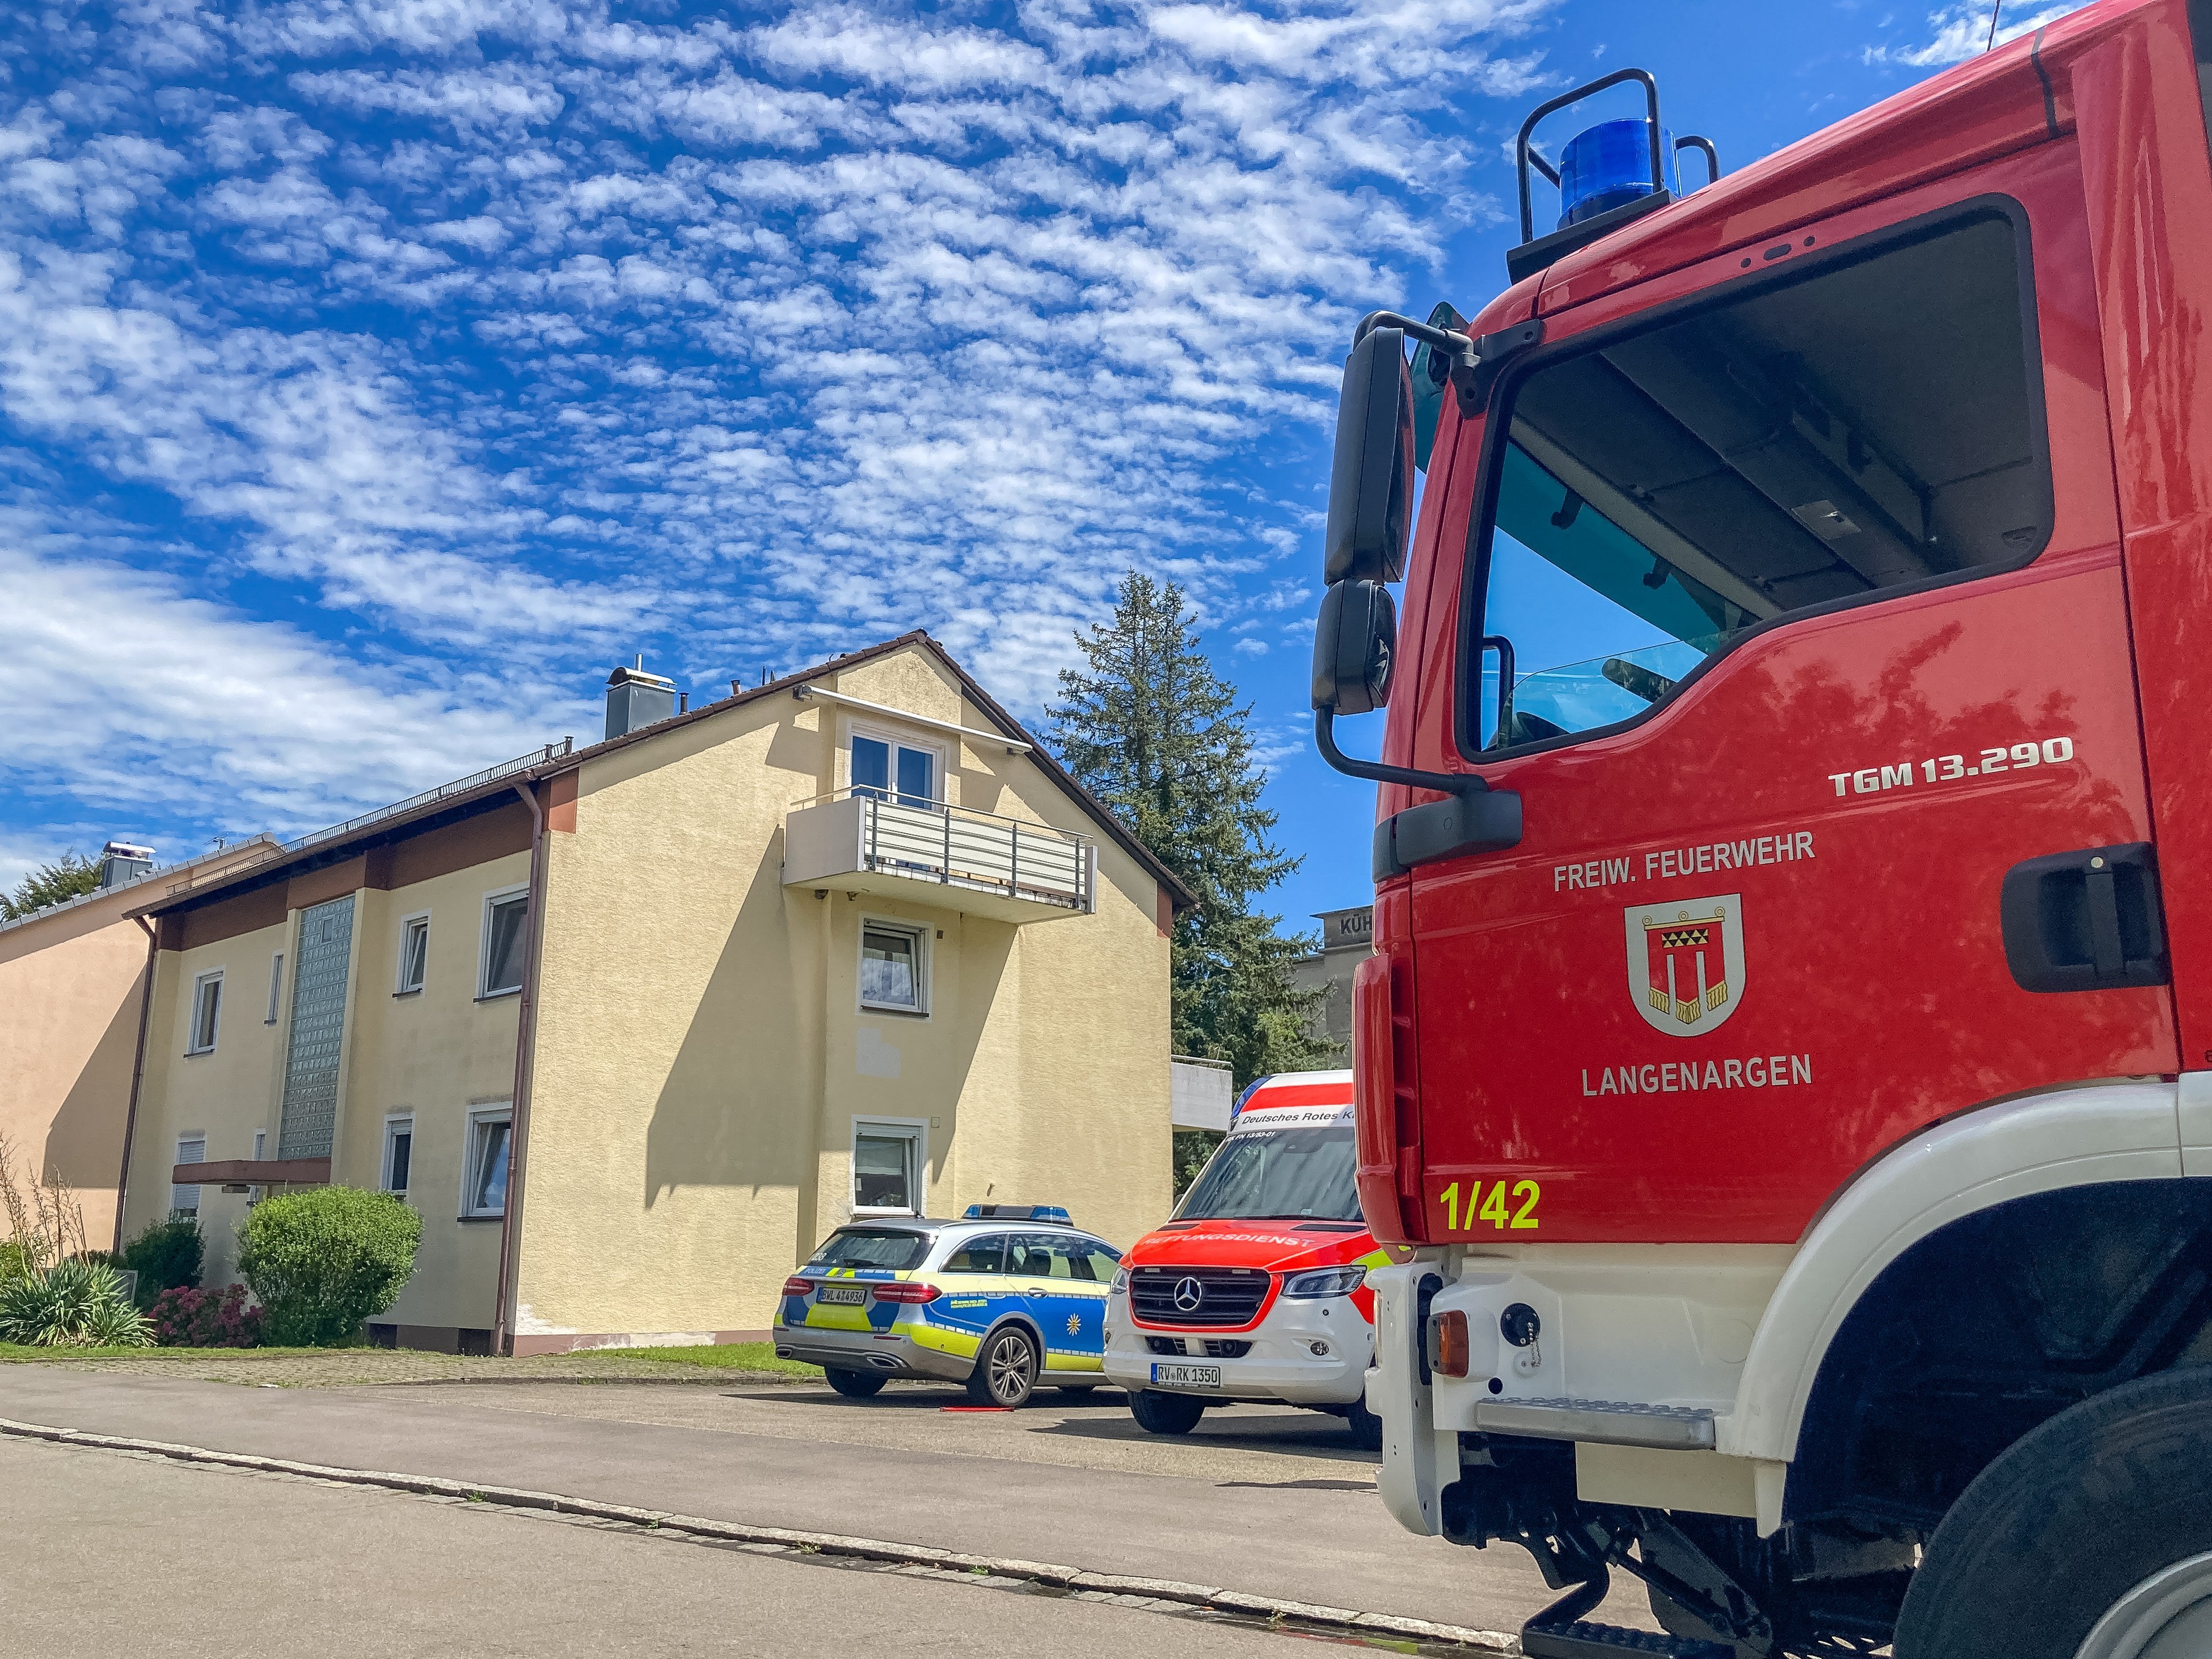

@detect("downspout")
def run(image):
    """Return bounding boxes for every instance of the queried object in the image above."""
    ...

[493,777,550,1356]
[112,915,160,1255]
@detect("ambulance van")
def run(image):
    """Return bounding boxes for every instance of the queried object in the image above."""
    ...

[1103,1070,1399,1446]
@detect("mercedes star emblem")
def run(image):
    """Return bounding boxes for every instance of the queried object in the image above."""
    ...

[1173,1276,1204,1312]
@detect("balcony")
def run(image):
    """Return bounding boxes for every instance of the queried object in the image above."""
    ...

[783,790,1094,924]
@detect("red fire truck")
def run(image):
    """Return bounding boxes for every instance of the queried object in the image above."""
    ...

[1308,2,2212,1654]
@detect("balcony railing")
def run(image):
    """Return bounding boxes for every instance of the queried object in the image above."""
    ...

[783,789,1094,918]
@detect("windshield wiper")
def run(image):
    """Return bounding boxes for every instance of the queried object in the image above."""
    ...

[1602,656,1677,704]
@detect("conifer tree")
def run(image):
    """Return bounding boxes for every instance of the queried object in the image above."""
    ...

[1049,573,1332,1114]
[0,852,101,922]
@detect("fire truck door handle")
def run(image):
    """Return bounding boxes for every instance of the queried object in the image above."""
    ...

[1999,842,2169,994]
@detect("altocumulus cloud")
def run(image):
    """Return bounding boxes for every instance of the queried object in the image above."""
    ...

[0,0,1561,879]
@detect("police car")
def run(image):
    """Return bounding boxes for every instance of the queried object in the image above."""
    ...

[772,1204,1122,1408]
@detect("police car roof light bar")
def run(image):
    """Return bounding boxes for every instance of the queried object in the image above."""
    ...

[963,1204,1072,1223]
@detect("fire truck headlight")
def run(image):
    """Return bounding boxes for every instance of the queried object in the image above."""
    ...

[1282,1266,1367,1299]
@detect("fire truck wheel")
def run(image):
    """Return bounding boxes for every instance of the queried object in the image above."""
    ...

[1893,1369,2212,1659]
[824,1368,886,1400]
[966,1324,1040,1408]
[1128,1389,1207,1434]
[1343,1396,1383,1451]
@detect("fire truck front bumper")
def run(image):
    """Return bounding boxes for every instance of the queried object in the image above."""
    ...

[1365,1253,1791,1538]
[1100,1289,1373,1407]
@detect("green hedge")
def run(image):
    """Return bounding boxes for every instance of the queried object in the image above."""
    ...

[238,1187,421,1347]
[120,1217,204,1308]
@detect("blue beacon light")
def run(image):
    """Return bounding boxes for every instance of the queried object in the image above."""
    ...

[1555,117,1678,230]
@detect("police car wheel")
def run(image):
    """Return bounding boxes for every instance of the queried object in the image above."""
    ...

[1129,1389,1206,1435]
[968,1326,1039,1408]
[824,1367,887,1400]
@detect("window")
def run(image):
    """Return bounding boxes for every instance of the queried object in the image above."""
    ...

[265,952,284,1024]
[396,914,429,995]
[252,1130,266,1161]
[1173,1121,1362,1222]
[1008,1233,1121,1281]
[851,733,938,807]
[479,889,529,999]
[1469,206,2049,755]
[852,1120,923,1215]
[462,1108,511,1218]
[859,921,926,1014]
[172,1135,206,1218]
[805,1228,932,1272]
[942,1234,1008,1274]
[187,972,223,1054]
[383,1116,415,1198]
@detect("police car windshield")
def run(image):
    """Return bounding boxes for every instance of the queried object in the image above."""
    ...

[808,1228,931,1272]
[1173,1124,1360,1222]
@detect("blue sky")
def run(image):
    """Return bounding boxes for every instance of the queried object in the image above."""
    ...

[0,0,2080,931]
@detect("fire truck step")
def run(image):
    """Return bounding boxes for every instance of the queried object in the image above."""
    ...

[1470,1397,1717,1450]
[1519,1618,1735,1658]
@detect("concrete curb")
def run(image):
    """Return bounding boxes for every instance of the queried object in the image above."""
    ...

[0,1414,1516,1652]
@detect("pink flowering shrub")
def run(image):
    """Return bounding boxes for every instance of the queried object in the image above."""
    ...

[149,1284,263,1348]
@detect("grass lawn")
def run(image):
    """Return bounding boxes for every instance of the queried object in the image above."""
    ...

[0,1343,332,1362]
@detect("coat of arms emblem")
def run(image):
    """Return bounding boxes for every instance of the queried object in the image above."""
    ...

[1624,894,1746,1038]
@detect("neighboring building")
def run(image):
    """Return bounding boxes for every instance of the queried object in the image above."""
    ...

[112,634,1193,1354]
[0,838,279,1249]
[1289,905,1373,1059]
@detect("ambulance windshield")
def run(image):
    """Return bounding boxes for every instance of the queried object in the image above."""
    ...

[1473,207,2048,753]
[1173,1123,1361,1223]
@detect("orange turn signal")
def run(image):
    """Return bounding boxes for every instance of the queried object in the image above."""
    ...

[1428,1309,1470,1378]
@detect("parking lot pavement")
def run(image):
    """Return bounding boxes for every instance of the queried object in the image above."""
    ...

[0,1368,1661,1639]
[0,1433,1308,1659]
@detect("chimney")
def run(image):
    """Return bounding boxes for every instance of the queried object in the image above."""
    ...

[98,841,156,889]
[605,658,678,739]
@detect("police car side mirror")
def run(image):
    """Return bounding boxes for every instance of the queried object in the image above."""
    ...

[1324,327,1415,585]
[1312,579,1396,716]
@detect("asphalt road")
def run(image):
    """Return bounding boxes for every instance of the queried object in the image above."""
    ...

[0,1433,1303,1658]
[0,1369,1662,1642]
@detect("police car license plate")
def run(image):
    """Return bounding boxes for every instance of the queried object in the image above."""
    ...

[818,1285,868,1305]
[1151,1362,1221,1388]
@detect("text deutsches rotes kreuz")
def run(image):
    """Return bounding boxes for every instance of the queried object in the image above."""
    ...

[1554,831,1816,893]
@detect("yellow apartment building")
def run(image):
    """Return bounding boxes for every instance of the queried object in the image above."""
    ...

[113,634,1190,1353]
[0,837,277,1250]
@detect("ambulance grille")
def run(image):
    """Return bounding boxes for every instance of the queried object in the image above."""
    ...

[1129,1266,1269,1327]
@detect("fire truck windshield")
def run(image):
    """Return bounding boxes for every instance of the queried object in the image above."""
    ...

[1473,206,2049,753]
[1172,1124,1361,1222]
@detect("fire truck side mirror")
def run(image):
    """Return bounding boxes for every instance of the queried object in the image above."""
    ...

[1324,326,1415,585]
[1311,579,1396,715]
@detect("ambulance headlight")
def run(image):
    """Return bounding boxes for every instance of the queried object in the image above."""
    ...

[1282,1266,1367,1299]
[1110,1267,1128,1295]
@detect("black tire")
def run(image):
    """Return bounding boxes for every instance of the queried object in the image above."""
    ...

[1343,1394,1383,1451]
[824,1367,886,1400]
[1129,1388,1207,1435]
[966,1325,1040,1408]
[1894,1369,2212,1659]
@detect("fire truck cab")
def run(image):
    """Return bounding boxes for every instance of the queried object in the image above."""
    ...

[1310,2,2212,1654]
